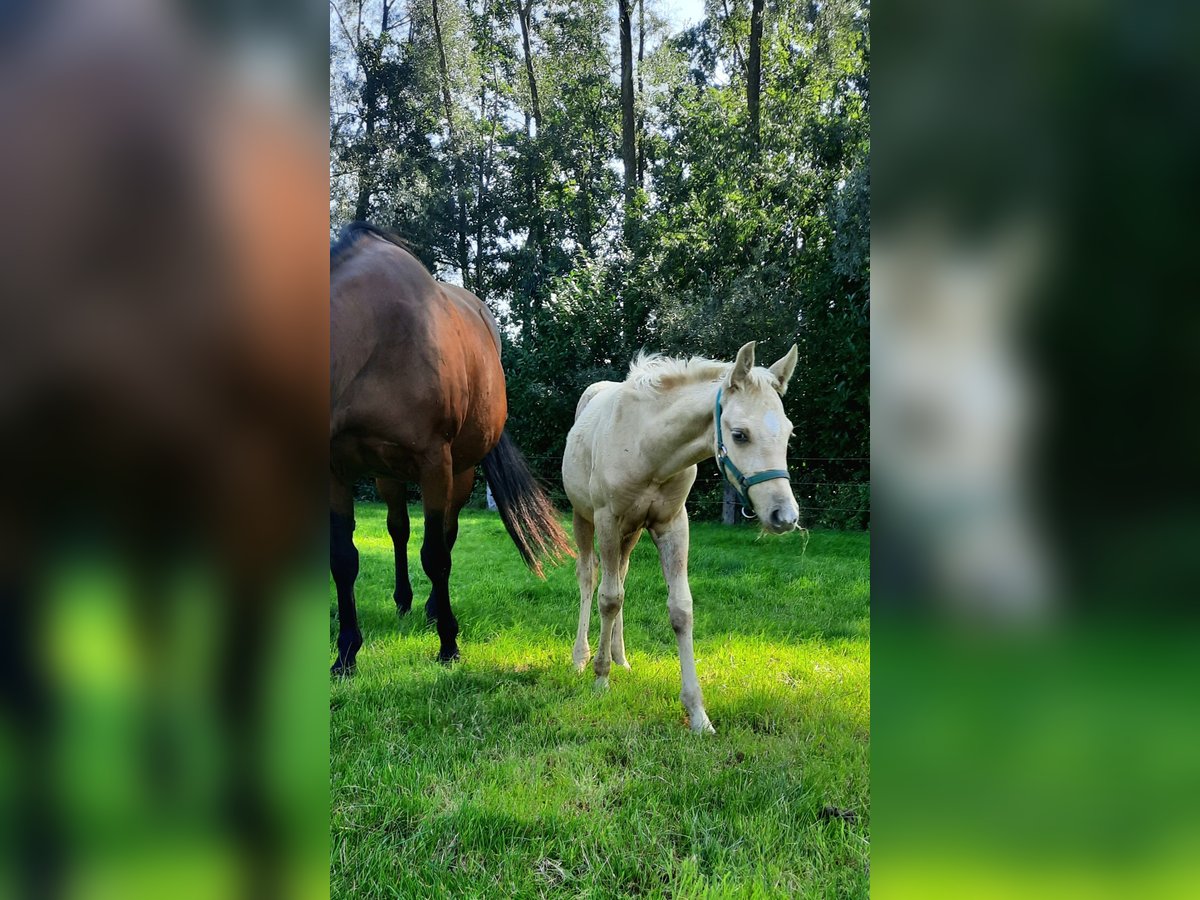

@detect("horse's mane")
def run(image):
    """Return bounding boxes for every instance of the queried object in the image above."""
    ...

[624,351,776,394]
[330,221,415,271]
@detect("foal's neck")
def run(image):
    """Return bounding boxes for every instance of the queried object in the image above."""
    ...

[643,380,720,480]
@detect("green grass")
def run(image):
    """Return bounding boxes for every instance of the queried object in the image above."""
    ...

[330,505,870,898]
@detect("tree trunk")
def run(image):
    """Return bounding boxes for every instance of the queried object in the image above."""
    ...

[431,0,470,285]
[618,0,636,217]
[517,0,542,135]
[516,0,545,316]
[476,38,500,302]
[636,0,646,188]
[748,0,765,145]
[475,81,487,299]
[353,65,377,221]
[619,0,640,355]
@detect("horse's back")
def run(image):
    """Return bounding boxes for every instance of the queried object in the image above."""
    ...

[575,381,621,421]
[563,380,627,516]
[330,238,439,397]
[330,237,505,481]
[563,378,698,529]
[440,283,503,360]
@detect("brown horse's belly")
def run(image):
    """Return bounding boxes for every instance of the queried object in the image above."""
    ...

[449,385,505,473]
[330,432,427,484]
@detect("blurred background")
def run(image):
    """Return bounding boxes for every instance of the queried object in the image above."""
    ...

[873,0,1200,896]
[0,1,327,898]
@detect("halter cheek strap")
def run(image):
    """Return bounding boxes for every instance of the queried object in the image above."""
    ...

[714,388,790,517]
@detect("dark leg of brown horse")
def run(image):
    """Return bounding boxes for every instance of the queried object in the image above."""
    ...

[419,456,463,661]
[424,469,475,622]
[129,567,184,801]
[376,477,414,615]
[1,576,64,899]
[218,584,279,899]
[330,479,363,675]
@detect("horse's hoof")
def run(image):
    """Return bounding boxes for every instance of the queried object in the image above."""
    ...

[396,603,412,617]
[572,646,590,671]
[690,717,716,735]
[593,676,609,692]
[333,632,362,677]
[615,659,632,671]
[437,648,460,665]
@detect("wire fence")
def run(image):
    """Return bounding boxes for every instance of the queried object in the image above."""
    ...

[356,454,870,529]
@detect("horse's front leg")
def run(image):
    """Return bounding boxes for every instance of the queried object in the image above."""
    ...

[651,511,713,734]
[377,477,413,615]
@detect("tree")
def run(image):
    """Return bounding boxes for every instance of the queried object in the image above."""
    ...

[430,0,471,285]
[329,0,871,526]
[747,0,764,144]
[618,0,637,215]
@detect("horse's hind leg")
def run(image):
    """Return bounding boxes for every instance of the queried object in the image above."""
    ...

[571,511,598,671]
[420,452,460,662]
[377,477,414,615]
[592,514,627,689]
[330,478,363,675]
[424,468,474,622]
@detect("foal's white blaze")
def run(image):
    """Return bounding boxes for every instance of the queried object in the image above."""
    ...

[562,340,801,734]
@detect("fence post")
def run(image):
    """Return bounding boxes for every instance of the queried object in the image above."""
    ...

[722,482,737,525]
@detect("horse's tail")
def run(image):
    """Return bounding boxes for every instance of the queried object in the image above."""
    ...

[482,431,573,577]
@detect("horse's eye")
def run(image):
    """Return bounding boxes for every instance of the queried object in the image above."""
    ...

[731,429,749,443]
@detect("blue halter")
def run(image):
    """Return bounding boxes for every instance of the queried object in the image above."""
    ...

[714,388,791,517]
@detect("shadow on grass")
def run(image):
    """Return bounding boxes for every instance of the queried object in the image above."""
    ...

[336,645,866,753]
[336,535,868,657]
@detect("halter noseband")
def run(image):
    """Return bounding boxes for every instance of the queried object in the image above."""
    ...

[714,387,790,518]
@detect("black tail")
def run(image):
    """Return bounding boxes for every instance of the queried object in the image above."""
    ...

[482,431,573,577]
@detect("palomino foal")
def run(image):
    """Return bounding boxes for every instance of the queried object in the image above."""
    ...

[562,342,800,733]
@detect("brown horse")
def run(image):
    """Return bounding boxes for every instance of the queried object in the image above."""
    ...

[330,223,569,670]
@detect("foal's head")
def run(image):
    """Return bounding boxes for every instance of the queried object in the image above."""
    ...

[716,342,801,533]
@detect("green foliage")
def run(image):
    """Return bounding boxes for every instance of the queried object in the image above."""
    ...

[331,505,870,896]
[331,0,870,526]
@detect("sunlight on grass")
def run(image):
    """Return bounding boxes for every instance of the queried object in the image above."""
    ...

[331,505,869,897]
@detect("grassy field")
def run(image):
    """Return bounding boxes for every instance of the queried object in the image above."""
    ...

[330,504,870,898]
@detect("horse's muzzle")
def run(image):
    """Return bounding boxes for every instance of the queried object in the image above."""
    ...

[764,504,800,534]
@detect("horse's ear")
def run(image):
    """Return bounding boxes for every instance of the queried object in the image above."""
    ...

[769,344,799,395]
[728,341,757,391]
